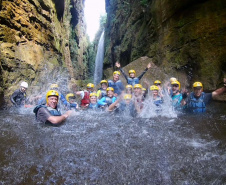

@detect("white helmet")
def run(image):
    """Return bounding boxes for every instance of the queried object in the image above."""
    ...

[170,77,177,82]
[20,81,28,88]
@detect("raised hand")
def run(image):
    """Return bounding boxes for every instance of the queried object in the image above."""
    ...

[115,61,121,68]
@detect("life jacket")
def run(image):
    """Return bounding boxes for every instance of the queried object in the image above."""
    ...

[171,93,182,109]
[33,104,61,118]
[108,80,123,95]
[105,96,114,106]
[88,103,99,109]
[98,88,107,98]
[187,92,206,113]
[70,103,77,110]
[153,96,163,107]
[127,77,139,86]
[81,91,90,107]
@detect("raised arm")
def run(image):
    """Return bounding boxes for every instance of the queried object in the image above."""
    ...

[137,63,151,80]
[116,61,128,80]
[212,78,226,99]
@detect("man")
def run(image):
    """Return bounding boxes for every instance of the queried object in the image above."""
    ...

[171,80,183,110]
[33,90,72,126]
[11,81,28,107]
[115,61,151,86]
[98,87,117,107]
[133,84,144,113]
[76,83,95,108]
[97,80,108,99]
[108,71,124,96]
[182,79,226,113]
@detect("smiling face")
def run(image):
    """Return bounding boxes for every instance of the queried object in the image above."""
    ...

[194,87,203,97]
[107,90,114,98]
[90,96,97,104]
[113,74,119,81]
[134,87,142,96]
[101,83,108,90]
[171,84,179,94]
[129,73,135,78]
[151,90,158,97]
[47,96,58,109]
[20,87,27,93]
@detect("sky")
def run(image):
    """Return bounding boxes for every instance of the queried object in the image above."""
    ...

[84,0,106,42]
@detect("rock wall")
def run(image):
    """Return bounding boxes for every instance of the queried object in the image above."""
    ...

[0,0,87,106]
[105,0,226,90]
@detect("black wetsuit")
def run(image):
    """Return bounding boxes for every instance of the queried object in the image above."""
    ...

[10,89,26,107]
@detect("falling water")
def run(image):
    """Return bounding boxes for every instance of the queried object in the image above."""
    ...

[94,31,105,85]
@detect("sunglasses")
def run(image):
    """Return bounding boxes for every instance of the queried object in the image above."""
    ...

[172,84,179,87]
[155,83,161,86]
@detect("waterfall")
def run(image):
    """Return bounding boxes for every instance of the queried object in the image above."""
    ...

[94,31,105,85]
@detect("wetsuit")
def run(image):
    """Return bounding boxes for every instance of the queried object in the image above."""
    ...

[10,89,26,107]
[108,80,124,95]
[119,68,148,86]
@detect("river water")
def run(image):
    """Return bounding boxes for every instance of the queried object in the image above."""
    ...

[0,102,226,184]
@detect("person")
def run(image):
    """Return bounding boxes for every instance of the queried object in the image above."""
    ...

[142,87,147,99]
[115,61,151,86]
[167,77,177,95]
[154,80,164,97]
[66,93,79,110]
[133,84,144,113]
[38,84,69,109]
[108,71,124,96]
[108,94,137,117]
[125,84,133,94]
[11,81,28,107]
[88,93,101,110]
[75,83,95,108]
[98,87,117,107]
[181,80,226,113]
[170,80,183,110]
[33,90,72,126]
[97,80,108,99]
[149,85,163,111]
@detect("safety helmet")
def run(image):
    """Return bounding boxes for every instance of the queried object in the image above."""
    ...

[170,77,177,82]
[100,80,108,85]
[113,71,121,76]
[126,85,133,89]
[193,82,203,88]
[20,81,28,88]
[154,80,161,85]
[124,94,132,100]
[142,88,146,91]
[90,93,98,97]
[133,84,142,89]
[50,84,58,89]
[171,80,181,90]
[129,69,136,75]
[66,93,75,102]
[150,85,159,91]
[87,83,94,88]
[46,90,59,104]
[106,87,114,92]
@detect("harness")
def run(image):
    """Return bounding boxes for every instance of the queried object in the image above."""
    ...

[81,91,90,107]
[187,92,206,113]
[127,77,139,86]
[33,104,61,118]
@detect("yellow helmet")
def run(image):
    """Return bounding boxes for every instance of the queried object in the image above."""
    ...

[134,84,142,89]
[113,71,121,76]
[170,77,177,82]
[124,94,132,100]
[46,90,59,104]
[154,80,161,85]
[106,87,114,92]
[100,80,108,85]
[142,88,146,91]
[129,69,136,75]
[50,84,58,89]
[150,85,159,91]
[87,83,94,88]
[90,93,98,97]
[171,80,181,90]
[66,93,75,102]
[126,84,133,89]
[193,82,203,88]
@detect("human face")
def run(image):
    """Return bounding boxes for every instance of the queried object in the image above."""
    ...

[134,88,142,96]
[129,73,135,78]
[87,88,93,93]
[152,90,158,97]
[107,90,114,98]
[126,88,132,94]
[20,87,27,92]
[171,84,179,94]
[101,83,108,90]
[113,74,119,81]
[90,96,97,104]
[47,96,58,109]
[124,98,131,105]
[194,87,203,97]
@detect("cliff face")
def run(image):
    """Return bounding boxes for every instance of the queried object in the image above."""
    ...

[105,0,226,90]
[0,0,87,105]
